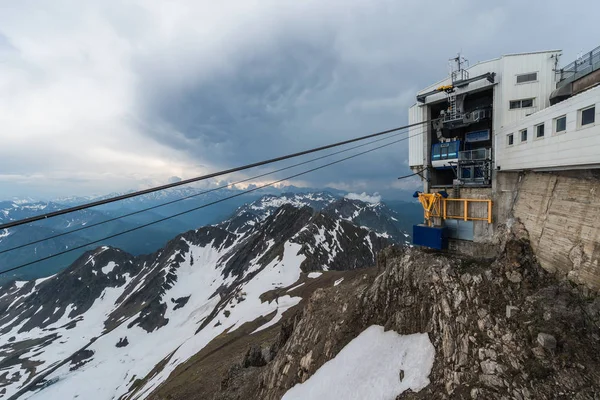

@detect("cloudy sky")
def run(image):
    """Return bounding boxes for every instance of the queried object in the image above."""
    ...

[1,0,598,200]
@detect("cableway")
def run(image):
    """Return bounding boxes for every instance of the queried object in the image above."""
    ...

[0,120,430,230]
[0,129,410,257]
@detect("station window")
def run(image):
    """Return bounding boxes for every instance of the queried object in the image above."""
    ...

[432,141,460,161]
[510,98,535,109]
[535,123,545,138]
[520,129,528,142]
[516,72,538,84]
[581,106,596,126]
[555,115,567,133]
[507,133,514,146]
[521,99,534,108]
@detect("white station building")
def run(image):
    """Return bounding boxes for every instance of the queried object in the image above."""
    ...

[407,46,600,250]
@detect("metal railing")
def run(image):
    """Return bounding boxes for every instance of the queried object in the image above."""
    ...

[425,196,493,224]
[558,45,600,87]
[442,198,492,223]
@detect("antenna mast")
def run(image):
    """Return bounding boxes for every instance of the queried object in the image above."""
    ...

[449,53,469,83]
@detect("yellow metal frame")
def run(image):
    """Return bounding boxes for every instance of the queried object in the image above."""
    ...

[416,193,492,225]
[415,193,444,226]
[442,198,493,224]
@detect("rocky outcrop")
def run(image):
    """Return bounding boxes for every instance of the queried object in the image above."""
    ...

[216,222,600,399]
[294,212,389,272]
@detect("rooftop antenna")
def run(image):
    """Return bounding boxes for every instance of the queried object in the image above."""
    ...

[550,52,562,80]
[449,53,469,83]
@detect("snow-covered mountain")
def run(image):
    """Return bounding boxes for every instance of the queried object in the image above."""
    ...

[0,193,405,399]
[0,190,412,286]
[222,192,409,243]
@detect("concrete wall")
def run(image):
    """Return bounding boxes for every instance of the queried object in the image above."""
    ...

[443,186,497,258]
[496,85,600,171]
[497,170,600,290]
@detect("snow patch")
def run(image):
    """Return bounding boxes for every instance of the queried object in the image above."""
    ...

[333,278,344,286]
[101,262,117,275]
[286,282,305,293]
[307,272,322,279]
[34,274,56,287]
[13,281,27,289]
[283,325,435,400]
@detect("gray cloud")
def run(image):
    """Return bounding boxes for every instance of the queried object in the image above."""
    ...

[1,0,598,199]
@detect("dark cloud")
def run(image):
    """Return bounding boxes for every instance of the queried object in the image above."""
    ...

[1,0,599,199]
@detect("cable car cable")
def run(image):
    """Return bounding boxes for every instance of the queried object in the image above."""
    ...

[0,119,434,230]
[0,130,408,256]
[0,133,415,276]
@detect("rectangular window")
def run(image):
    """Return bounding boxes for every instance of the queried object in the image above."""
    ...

[535,123,545,138]
[509,98,535,109]
[520,129,528,142]
[581,106,595,126]
[507,133,514,146]
[521,98,534,108]
[516,72,538,84]
[555,115,567,132]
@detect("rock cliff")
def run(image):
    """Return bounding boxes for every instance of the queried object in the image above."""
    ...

[192,221,600,399]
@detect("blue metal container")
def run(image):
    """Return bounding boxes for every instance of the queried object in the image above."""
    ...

[412,224,448,250]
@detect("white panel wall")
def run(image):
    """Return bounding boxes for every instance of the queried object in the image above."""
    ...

[496,52,560,129]
[496,85,600,171]
[408,103,424,167]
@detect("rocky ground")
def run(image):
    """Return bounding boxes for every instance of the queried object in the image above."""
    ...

[149,221,600,399]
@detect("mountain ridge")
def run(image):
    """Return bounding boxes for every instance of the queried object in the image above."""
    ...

[0,191,414,283]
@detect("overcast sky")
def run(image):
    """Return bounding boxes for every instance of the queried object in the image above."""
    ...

[1,0,598,200]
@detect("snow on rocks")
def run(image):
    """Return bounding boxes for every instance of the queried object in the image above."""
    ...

[101,261,117,275]
[25,239,306,400]
[133,241,305,399]
[286,282,305,293]
[282,325,434,400]
[25,243,232,400]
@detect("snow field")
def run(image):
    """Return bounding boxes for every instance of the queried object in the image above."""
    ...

[135,241,305,398]
[282,325,435,400]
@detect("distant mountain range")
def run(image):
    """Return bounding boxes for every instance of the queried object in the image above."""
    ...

[0,188,422,284]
